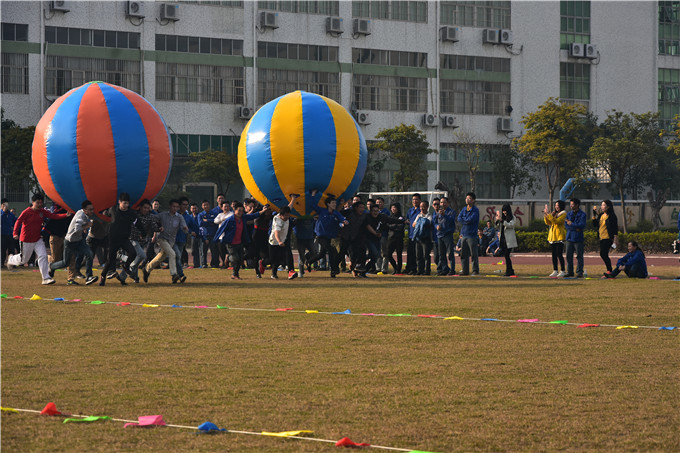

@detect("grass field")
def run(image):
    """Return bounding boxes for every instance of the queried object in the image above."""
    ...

[2,261,679,452]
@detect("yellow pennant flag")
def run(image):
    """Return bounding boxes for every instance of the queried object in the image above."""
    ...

[616,325,639,329]
[143,304,159,308]
[262,430,313,437]
[30,294,42,300]
[305,310,319,314]
[444,316,464,320]
[1,407,19,413]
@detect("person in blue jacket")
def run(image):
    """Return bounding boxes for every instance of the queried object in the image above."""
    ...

[457,192,480,275]
[213,201,268,279]
[176,196,199,271]
[565,198,587,278]
[433,196,457,276]
[305,196,348,278]
[603,240,647,279]
[293,215,316,278]
[197,200,219,267]
[1,198,18,267]
[404,193,421,275]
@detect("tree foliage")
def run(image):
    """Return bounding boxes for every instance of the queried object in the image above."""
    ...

[588,110,665,233]
[371,124,435,192]
[514,98,588,206]
[358,145,387,193]
[491,143,540,198]
[187,148,240,196]
[453,130,483,193]
[1,108,38,191]
[663,113,680,169]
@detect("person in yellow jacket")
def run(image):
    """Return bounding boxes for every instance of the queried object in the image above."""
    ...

[544,200,567,278]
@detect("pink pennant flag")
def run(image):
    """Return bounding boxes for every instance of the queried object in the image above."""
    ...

[123,415,166,428]
[577,323,600,328]
[117,302,131,306]
[517,319,539,323]
[194,305,208,308]
[417,314,439,318]
[335,437,370,448]
[276,308,294,311]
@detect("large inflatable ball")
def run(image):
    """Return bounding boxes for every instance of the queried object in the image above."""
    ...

[238,91,367,217]
[32,81,172,217]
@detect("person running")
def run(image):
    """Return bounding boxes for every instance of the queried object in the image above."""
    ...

[49,200,98,285]
[118,199,161,283]
[142,199,188,284]
[593,199,619,276]
[99,193,145,286]
[268,206,292,279]
[305,196,348,278]
[544,200,567,278]
[10,193,69,285]
[603,240,647,279]
[495,204,517,277]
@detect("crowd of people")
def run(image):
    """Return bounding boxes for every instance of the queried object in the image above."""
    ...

[2,190,677,286]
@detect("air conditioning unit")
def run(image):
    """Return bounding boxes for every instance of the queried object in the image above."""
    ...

[160,3,179,21]
[238,106,253,119]
[49,1,70,12]
[584,44,597,59]
[441,115,456,128]
[259,11,279,29]
[499,29,513,45]
[497,117,513,132]
[126,1,145,19]
[326,17,343,34]
[353,18,371,36]
[440,26,459,43]
[483,29,500,44]
[569,42,585,58]
[355,111,370,125]
[422,114,437,127]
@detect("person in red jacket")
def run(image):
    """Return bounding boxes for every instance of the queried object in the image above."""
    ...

[10,193,69,284]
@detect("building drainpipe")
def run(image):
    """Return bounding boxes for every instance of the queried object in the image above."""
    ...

[40,3,45,113]
[434,3,440,184]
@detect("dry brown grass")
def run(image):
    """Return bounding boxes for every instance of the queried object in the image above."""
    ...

[2,262,679,452]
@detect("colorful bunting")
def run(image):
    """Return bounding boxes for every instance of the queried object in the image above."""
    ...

[216,305,228,309]
[615,326,638,329]
[482,318,498,321]
[171,304,182,308]
[143,304,159,308]
[54,297,65,301]
[659,326,676,330]
[194,305,208,308]
[306,310,319,314]
[117,302,131,306]
[276,308,293,311]
[123,415,166,428]
[417,315,440,318]
[1,294,7,298]
[13,296,23,299]
[444,316,464,320]
[332,309,351,315]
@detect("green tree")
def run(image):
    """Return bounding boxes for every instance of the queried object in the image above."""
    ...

[453,130,483,193]
[187,149,241,196]
[371,124,435,192]
[663,113,680,169]
[357,144,387,193]
[588,111,665,233]
[1,108,38,192]
[491,143,540,198]
[514,98,588,206]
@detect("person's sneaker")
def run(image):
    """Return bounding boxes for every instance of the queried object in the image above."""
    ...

[288,271,298,280]
[85,276,99,285]
[557,271,566,278]
[179,275,187,283]
[549,270,559,278]
[674,276,680,281]
[67,279,79,285]
[115,273,127,285]
[172,275,180,284]
[576,272,584,278]
[99,278,105,286]
[256,273,262,279]
[564,273,575,278]
[258,259,265,275]
[230,275,241,280]
[142,267,150,283]
[458,271,469,276]
[471,271,479,276]
[42,278,56,285]
[270,274,278,279]
[106,272,116,280]
[603,272,616,279]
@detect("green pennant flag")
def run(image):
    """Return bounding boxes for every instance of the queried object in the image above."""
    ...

[90,300,106,305]
[63,416,112,423]
[550,320,568,324]
[1,294,7,298]
[386,314,412,317]
[216,305,228,309]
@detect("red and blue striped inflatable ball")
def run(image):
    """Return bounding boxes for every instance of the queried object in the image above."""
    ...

[32,81,172,217]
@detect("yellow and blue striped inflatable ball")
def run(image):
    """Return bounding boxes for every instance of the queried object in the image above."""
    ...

[238,91,367,217]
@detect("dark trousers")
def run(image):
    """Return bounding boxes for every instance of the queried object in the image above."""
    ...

[611,263,647,279]
[415,239,432,275]
[1,234,18,266]
[201,237,220,267]
[307,237,339,275]
[101,238,136,278]
[566,240,584,275]
[87,236,108,267]
[600,239,613,272]
[365,237,380,272]
[226,243,245,276]
[387,237,404,273]
[349,237,366,271]
[190,236,201,267]
[269,244,288,276]
[437,234,455,275]
[551,242,565,271]
[405,238,417,273]
[504,247,514,275]
[296,237,314,274]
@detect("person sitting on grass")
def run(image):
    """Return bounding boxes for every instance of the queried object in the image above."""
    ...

[603,240,648,279]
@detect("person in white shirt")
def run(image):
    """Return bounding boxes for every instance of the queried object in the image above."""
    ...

[268,206,291,279]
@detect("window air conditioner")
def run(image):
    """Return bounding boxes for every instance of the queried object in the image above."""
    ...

[260,11,279,29]
[483,29,500,44]
[569,42,585,58]
[160,3,179,21]
[497,117,513,132]
[126,1,145,19]
[353,18,371,36]
[326,17,343,34]
[422,114,437,127]
[440,26,459,43]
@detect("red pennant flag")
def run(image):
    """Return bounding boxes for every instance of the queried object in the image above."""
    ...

[276,308,294,311]
[417,315,439,318]
[117,302,131,306]
[577,323,600,328]
[40,402,70,416]
[335,437,370,448]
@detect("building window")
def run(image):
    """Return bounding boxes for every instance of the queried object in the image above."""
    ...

[659,68,680,130]
[45,26,140,49]
[176,1,243,6]
[440,54,510,72]
[258,1,340,16]
[560,62,590,108]
[352,1,427,22]
[659,1,680,56]
[156,34,243,56]
[352,74,427,111]
[171,134,240,155]
[440,1,511,28]
[439,143,496,163]
[440,167,509,199]
[258,42,338,61]
[440,80,510,115]
[156,63,245,104]
[560,1,590,50]
[1,23,28,41]
[352,48,427,67]
[45,56,140,96]
[1,53,29,94]
[258,68,340,104]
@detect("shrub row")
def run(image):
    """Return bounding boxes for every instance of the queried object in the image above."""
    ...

[514,231,678,254]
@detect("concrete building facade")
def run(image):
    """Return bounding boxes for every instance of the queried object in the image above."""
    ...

[2,1,679,202]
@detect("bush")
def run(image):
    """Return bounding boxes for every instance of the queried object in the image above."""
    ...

[514,231,678,253]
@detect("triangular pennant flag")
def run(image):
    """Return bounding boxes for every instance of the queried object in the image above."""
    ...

[123,415,166,428]
[216,305,228,309]
[305,310,319,314]
[360,313,376,316]
[30,294,42,300]
[1,294,7,298]
[417,315,440,318]
[117,302,131,306]
[276,308,293,311]
[444,316,464,320]
[336,437,370,448]
[54,297,65,301]
[171,304,182,308]
[1,407,18,413]
[143,304,159,308]
[197,421,227,433]
[13,296,24,299]
[90,300,106,305]
[194,305,208,308]
[577,323,600,328]
[386,314,411,317]
[659,326,676,330]
[71,299,82,302]
[63,416,111,423]
[482,318,498,321]
[616,325,638,329]
[262,430,313,437]
[550,320,568,324]
[517,319,539,323]
[40,402,70,416]
[332,309,351,314]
